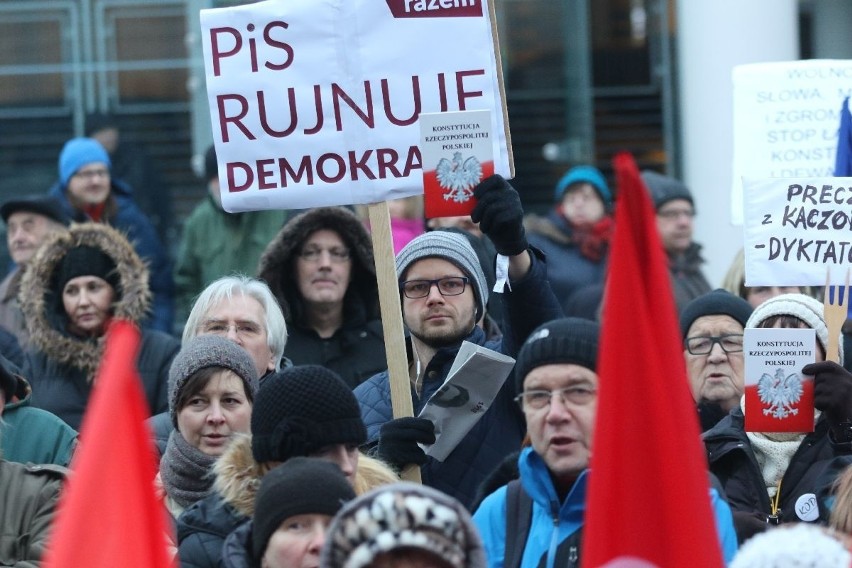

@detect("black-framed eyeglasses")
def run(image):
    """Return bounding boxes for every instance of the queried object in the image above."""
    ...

[400,276,469,299]
[514,386,597,410]
[684,334,744,355]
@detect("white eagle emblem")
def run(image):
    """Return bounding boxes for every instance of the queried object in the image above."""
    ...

[757,368,804,419]
[435,152,482,203]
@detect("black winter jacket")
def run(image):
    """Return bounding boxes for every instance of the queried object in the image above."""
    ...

[177,492,246,568]
[703,408,852,525]
[19,223,179,430]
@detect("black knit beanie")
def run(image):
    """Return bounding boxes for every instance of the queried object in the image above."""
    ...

[251,365,367,464]
[252,457,355,561]
[54,245,120,295]
[514,318,600,391]
[679,288,753,339]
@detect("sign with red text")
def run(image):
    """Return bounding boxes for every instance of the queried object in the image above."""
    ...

[744,327,815,433]
[743,176,852,286]
[420,109,493,218]
[200,0,512,212]
[732,59,852,224]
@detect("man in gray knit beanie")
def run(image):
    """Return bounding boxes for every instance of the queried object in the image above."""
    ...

[353,174,564,509]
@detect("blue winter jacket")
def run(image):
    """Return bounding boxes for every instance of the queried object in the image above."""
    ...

[49,178,174,332]
[473,448,739,568]
[354,249,563,509]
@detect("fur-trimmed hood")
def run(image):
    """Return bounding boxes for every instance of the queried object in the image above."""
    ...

[256,207,378,323]
[211,433,400,518]
[211,434,264,518]
[19,222,151,378]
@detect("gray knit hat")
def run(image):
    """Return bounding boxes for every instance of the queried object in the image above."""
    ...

[320,482,486,568]
[641,170,694,211]
[168,335,259,427]
[746,293,842,365]
[395,231,489,319]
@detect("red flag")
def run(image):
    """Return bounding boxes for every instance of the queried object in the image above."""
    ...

[582,154,723,567]
[44,321,173,568]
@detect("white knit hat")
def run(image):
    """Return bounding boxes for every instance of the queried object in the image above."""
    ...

[730,523,851,568]
[746,293,843,365]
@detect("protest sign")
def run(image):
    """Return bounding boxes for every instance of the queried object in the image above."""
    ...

[743,327,815,433]
[743,176,852,286]
[732,59,852,224]
[200,0,513,213]
[420,109,493,219]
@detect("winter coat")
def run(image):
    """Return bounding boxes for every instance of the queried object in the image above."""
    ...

[257,207,386,389]
[174,196,286,326]
[0,459,65,567]
[0,268,29,349]
[176,433,397,568]
[1,375,77,466]
[354,248,563,509]
[473,448,738,568]
[669,242,712,315]
[703,408,852,525]
[176,435,260,568]
[19,223,179,430]
[524,211,607,316]
[49,178,174,332]
[221,521,254,568]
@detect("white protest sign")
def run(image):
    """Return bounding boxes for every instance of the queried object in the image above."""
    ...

[732,60,852,224]
[200,0,512,212]
[743,176,852,286]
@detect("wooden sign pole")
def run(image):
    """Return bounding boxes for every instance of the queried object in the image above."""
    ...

[367,201,421,483]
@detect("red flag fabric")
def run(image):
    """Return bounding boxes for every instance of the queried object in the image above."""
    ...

[581,154,723,568]
[44,320,173,568]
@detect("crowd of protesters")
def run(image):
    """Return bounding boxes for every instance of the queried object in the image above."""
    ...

[1,132,852,568]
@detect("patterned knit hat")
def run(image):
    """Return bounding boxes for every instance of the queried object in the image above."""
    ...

[168,335,259,427]
[58,137,111,187]
[515,317,600,391]
[746,293,842,365]
[641,170,694,211]
[395,231,488,319]
[251,365,367,464]
[680,289,754,339]
[252,457,356,560]
[320,482,486,568]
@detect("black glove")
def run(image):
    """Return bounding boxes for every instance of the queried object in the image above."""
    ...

[376,417,436,470]
[471,175,528,256]
[804,361,852,436]
[731,511,771,545]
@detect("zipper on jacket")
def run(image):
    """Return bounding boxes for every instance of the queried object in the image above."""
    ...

[546,503,559,568]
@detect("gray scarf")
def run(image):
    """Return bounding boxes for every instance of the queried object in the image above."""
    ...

[159,430,218,509]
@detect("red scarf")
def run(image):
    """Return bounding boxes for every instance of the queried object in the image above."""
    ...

[568,214,614,262]
[83,202,107,222]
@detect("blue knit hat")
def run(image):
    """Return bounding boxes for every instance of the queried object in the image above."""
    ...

[58,138,111,187]
[554,166,611,207]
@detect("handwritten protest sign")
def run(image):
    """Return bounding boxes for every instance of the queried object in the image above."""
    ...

[200,0,512,213]
[743,176,852,286]
[732,60,852,224]
[744,327,815,433]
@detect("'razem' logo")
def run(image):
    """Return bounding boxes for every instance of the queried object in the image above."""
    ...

[385,0,483,18]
